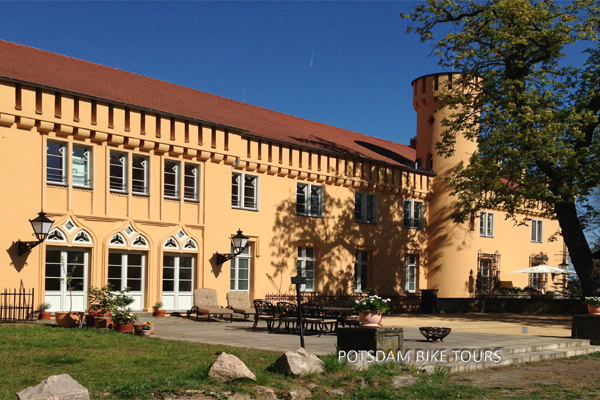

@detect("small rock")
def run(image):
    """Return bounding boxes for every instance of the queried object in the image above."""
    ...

[17,374,89,400]
[288,387,311,399]
[306,383,319,390]
[229,394,253,400]
[256,386,278,400]
[391,375,420,388]
[208,352,257,383]
[326,389,345,396]
[275,348,325,376]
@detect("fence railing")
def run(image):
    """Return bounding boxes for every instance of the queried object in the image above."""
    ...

[0,288,35,322]
[264,292,422,313]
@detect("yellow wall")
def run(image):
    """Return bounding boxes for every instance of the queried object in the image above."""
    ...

[0,80,431,311]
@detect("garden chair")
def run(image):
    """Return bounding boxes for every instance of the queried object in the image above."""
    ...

[226,291,256,321]
[302,301,338,336]
[276,301,299,332]
[187,288,234,322]
[252,299,277,331]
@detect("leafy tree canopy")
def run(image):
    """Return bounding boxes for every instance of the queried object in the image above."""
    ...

[403,0,600,295]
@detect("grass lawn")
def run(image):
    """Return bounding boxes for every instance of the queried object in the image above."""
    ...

[1,323,596,399]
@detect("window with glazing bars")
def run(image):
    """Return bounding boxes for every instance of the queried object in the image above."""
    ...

[164,160,180,199]
[354,192,377,223]
[132,155,149,195]
[109,151,127,192]
[184,163,200,201]
[480,212,494,238]
[297,247,315,292]
[531,219,543,243]
[296,183,323,217]
[403,200,423,229]
[72,145,92,188]
[47,141,67,185]
[232,172,258,210]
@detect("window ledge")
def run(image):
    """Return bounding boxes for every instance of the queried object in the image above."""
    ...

[73,185,93,191]
[132,193,150,198]
[184,199,200,204]
[47,182,68,188]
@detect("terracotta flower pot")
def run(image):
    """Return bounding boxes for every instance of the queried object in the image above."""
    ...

[39,311,51,320]
[55,311,84,328]
[93,316,113,330]
[588,304,600,315]
[358,310,383,327]
[134,323,144,335]
[114,322,135,333]
[153,309,166,317]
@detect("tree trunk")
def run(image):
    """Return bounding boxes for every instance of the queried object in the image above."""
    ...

[554,200,600,297]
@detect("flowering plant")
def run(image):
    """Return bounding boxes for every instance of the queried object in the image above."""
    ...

[88,312,100,318]
[353,295,391,313]
[141,321,153,331]
[583,297,600,306]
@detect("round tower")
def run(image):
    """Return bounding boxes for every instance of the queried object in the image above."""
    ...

[412,73,478,298]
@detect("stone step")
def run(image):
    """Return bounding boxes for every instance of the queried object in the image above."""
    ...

[421,344,600,374]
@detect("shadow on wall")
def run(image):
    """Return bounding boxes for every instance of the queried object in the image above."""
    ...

[7,242,28,273]
[268,191,427,295]
[354,141,414,167]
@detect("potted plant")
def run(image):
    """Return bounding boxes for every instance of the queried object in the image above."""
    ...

[583,297,600,315]
[353,295,390,327]
[153,302,165,317]
[87,284,117,328]
[55,264,85,328]
[140,321,153,336]
[112,307,138,333]
[38,303,52,320]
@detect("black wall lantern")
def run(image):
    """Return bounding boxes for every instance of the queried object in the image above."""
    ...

[216,229,249,265]
[18,211,55,256]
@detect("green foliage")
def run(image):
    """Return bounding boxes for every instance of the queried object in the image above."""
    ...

[403,0,600,295]
[111,307,138,325]
[38,302,51,312]
[583,296,600,305]
[353,295,391,313]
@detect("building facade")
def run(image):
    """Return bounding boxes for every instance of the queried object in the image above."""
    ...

[0,40,563,312]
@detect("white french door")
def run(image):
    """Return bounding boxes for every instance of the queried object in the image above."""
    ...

[45,249,89,312]
[108,252,145,310]
[162,255,194,310]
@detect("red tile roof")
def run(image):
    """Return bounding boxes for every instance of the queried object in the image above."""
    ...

[0,39,416,168]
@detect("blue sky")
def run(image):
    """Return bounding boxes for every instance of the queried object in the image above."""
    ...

[0,1,441,147]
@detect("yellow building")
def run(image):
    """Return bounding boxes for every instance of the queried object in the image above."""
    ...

[0,40,563,313]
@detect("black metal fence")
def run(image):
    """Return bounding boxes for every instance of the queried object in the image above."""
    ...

[0,288,35,322]
[265,292,422,313]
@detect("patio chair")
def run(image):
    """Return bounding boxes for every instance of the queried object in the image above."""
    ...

[302,301,338,336]
[226,291,256,321]
[186,288,234,322]
[276,302,299,332]
[252,299,277,331]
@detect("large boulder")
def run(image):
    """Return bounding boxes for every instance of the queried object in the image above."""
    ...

[17,374,89,400]
[275,348,325,376]
[208,352,256,383]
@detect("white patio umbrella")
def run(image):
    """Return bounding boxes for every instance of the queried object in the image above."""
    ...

[508,264,573,274]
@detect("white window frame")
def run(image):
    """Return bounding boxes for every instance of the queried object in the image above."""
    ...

[354,251,369,293]
[163,255,195,295]
[480,211,494,238]
[109,151,128,193]
[132,154,149,196]
[354,192,377,224]
[404,254,417,293]
[47,140,67,185]
[230,246,251,291]
[184,163,200,202]
[72,144,92,188]
[403,199,423,229]
[531,219,543,243]
[296,183,323,218]
[297,247,316,292]
[164,160,180,199]
[107,251,145,310]
[232,172,259,211]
